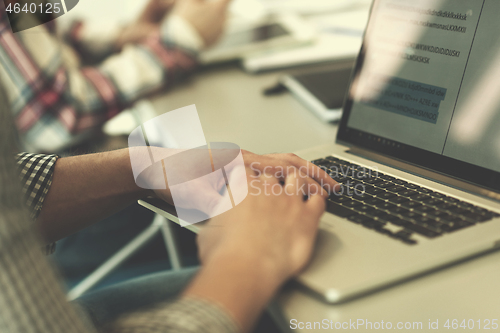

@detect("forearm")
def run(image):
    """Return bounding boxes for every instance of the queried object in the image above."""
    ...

[37,148,151,243]
[183,252,283,332]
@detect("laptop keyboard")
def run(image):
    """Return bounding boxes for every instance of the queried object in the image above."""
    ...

[312,156,500,245]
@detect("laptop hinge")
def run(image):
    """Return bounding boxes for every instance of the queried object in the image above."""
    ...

[347,147,500,203]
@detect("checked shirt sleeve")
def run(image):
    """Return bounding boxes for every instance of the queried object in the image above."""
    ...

[15,153,58,220]
[14,153,58,255]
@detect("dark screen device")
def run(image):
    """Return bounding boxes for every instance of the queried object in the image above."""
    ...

[281,65,354,122]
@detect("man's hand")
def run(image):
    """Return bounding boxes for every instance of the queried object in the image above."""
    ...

[171,0,233,48]
[184,169,328,331]
[115,0,175,50]
[198,169,327,281]
[138,0,176,24]
[242,151,339,195]
[147,149,338,218]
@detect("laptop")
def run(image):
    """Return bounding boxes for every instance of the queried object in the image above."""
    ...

[140,0,500,303]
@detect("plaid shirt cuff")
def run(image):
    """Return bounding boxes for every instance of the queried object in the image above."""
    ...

[15,153,58,254]
[15,153,58,219]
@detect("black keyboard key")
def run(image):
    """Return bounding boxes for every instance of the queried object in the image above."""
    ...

[364,186,385,195]
[394,229,414,240]
[462,210,496,222]
[363,178,384,185]
[361,218,386,230]
[376,228,394,236]
[342,200,362,208]
[412,216,444,230]
[436,202,456,210]
[401,238,418,245]
[440,219,474,232]
[352,192,372,202]
[348,214,386,229]
[457,202,475,210]
[326,201,357,217]
[369,210,390,219]
[416,206,438,215]
[400,211,423,220]
[387,217,411,227]
[388,206,410,215]
[413,194,432,202]
[399,189,419,197]
[387,185,406,193]
[365,197,385,206]
[444,197,460,204]
[377,181,394,188]
[329,195,351,203]
[404,223,441,238]
[378,202,397,210]
[354,205,376,214]
[395,231,418,244]
[447,206,470,215]
[347,214,371,224]
[388,196,410,204]
[379,192,397,199]
[328,162,342,169]
[425,198,444,206]
[331,176,349,184]
[379,174,395,181]
[352,172,371,180]
[345,180,364,189]
[313,156,496,244]
[312,159,328,166]
[430,210,452,219]
[401,201,423,209]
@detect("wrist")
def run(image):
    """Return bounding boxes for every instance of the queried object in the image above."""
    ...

[184,251,286,331]
[122,148,155,199]
[211,250,286,293]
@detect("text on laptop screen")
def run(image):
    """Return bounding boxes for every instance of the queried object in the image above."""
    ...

[346,0,500,174]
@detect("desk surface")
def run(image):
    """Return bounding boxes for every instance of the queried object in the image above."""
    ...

[150,64,500,333]
[150,64,338,155]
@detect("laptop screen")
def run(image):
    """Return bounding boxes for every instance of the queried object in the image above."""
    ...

[338,0,500,193]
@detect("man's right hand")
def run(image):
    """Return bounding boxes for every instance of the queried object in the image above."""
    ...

[198,169,327,283]
[184,167,327,331]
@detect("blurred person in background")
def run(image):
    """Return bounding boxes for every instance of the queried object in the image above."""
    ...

[0,0,234,283]
[0,0,229,152]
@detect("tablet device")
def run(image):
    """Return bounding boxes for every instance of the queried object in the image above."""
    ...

[280,65,353,122]
[200,14,315,64]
